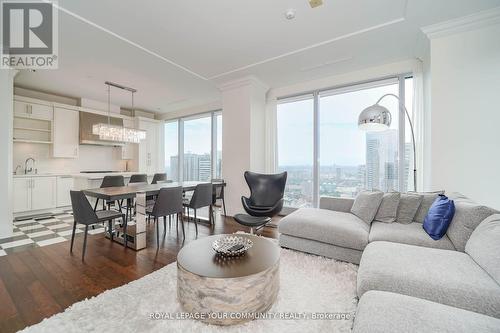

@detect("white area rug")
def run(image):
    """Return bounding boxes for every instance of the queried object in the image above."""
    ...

[21,249,358,333]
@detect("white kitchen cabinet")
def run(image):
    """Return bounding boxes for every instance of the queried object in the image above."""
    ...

[31,177,57,210]
[13,178,31,213]
[137,118,160,174]
[13,176,57,213]
[14,100,53,121]
[56,176,74,207]
[53,107,79,158]
[120,118,135,160]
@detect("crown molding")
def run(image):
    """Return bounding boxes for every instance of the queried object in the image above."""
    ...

[217,75,269,93]
[422,6,500,39]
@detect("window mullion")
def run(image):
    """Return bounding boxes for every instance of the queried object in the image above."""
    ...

[313,91,320,208]
[398,75,406,192]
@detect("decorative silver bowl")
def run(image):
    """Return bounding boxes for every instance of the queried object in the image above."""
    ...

[212,235,253,257]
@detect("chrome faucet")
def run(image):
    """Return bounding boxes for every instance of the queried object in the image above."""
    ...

[25,157,36,174]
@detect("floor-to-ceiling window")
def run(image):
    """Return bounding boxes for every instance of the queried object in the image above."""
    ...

[277,75,413,208]
[183,115,212,181]
[277,95,314,208]
[215,113,222,179]
[319,79,400,198]
[164,110,222,182]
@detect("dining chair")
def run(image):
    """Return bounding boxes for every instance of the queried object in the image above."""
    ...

[70,190,126,260]
[124,174,148,221]
[183,183,213,233]
[212,179,226,217]
[151,173,167,184]
[93,175,125,212]
[146,187,184,247]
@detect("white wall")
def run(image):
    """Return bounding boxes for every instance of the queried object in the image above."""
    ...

[13,143,127,174]
[430,22,500,209]
[0,71,16,238]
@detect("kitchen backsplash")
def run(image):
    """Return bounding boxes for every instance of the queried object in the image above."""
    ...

[13,143,128,174]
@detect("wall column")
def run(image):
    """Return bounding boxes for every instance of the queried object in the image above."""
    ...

[0,70,16,238]
[219,76,269,216]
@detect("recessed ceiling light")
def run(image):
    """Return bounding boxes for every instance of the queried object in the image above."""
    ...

[284,9,296,20]
[309,0,323,8]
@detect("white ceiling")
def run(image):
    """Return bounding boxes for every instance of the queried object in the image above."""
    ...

[14,0,500,114]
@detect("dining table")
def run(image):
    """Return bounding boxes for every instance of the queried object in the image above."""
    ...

[83,180,226,250]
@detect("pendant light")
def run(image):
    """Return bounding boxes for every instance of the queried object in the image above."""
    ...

[92,81,146,143]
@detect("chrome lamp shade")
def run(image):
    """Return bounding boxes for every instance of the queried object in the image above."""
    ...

[358,104,392,131]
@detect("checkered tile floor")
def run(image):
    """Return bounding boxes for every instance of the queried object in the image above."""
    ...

[0,210,130,257]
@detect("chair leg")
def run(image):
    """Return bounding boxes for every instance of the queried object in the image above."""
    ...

[82,225,89,261]
[163,216,166,234]
[123,214,128,249]
[222,198,227,217]
[156,217,159,248]
[181,213,186,238]
[70,221,77,252]
[194,209,198,234]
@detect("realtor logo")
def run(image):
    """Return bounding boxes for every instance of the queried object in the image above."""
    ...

[1,0,58,69]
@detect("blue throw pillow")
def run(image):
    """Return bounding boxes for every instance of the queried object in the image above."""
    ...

[423,194,455,240]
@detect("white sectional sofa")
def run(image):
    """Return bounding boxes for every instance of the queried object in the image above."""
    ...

[278,193,500,332]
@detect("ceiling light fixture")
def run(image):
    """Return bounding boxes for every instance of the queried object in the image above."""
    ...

[309,0,323,8]
[284,9,296,20]
[92,81,146,143]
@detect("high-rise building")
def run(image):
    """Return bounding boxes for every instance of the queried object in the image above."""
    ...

[366,129,399,192]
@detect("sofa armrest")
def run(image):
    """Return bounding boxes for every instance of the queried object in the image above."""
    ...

[319,196,354,213]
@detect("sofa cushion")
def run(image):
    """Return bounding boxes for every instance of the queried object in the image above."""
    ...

[446,201,497,252]
[411,191,444,223]
[353,291,500,333]
[278,208,369,250]
[368,222,455,250]
[374,192,400,223]
[350,190,384,224]
[395,193,422,224]
[466,214,500,285]
[357,241,500,318]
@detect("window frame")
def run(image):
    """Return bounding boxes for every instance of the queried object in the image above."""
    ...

[164,110,222,182]
[277,74,413,208]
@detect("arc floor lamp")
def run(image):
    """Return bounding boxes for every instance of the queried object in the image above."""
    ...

[358,93,417,191]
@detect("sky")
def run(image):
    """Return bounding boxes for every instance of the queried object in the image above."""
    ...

[277,80,413,167]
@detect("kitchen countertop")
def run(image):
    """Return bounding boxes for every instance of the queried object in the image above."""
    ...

[13,172,154,179]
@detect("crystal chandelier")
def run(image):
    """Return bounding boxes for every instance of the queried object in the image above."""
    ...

[92,81,146,143]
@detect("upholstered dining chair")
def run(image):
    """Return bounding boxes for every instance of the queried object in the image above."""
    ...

[212,179,227,217]
[70,190,126,260]
[183,183,213,233]
[151,173,167,184]
[93,175,125,212]
[146,187,184,247]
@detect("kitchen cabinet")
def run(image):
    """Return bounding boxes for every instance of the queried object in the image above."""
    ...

[53,107,79,158]
[14,100,53,121]
[13,178,31,213]
[137,118,161,174]
[56,176,74,207]
[32,177,57,210]
[13,176,57,213]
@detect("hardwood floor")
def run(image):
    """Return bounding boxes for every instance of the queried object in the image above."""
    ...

[0,213,279,333]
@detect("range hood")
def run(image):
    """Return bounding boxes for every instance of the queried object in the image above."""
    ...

[79,112,125,146]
